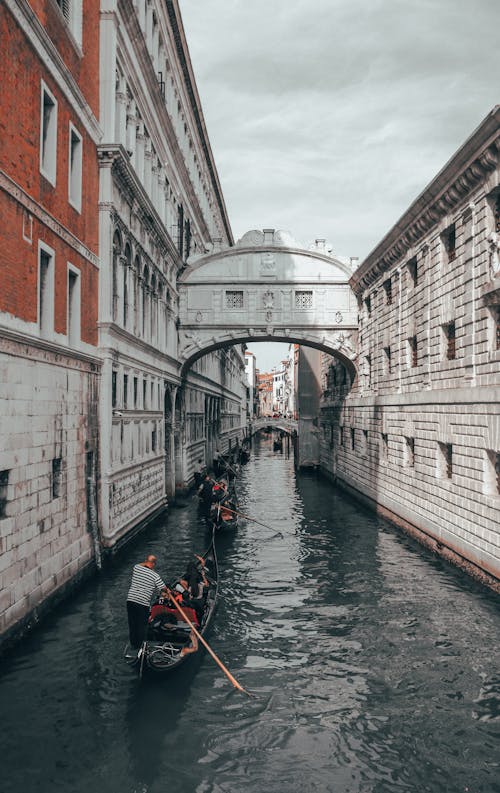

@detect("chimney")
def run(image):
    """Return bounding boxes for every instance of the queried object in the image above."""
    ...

[263,228,275,245]
[315,238,326,251]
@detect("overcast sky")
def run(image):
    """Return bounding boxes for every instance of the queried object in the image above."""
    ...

[178,0,498,370]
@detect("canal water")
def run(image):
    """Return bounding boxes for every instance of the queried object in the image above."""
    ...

[1,435,499,793]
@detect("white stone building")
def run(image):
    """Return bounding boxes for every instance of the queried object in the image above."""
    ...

[321,107,500,586]
[97,0,245,548]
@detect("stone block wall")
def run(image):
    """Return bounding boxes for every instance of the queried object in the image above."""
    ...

[0,338,99,639]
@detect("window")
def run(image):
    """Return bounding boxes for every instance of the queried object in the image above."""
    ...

[133,377,138,409]
[350,427,355,450]
[38,243,54,338]
[123,374,128,408]
[484,450,500,496]
[152,425,157,453]
[408,336,417,368]
[339,426,344,447]
[143,378,147,409]
[68,124,82,211]
[438,442,453,479]
[383,278,392,305]
[55,0,83,46]
[443,224,456,263]
[226,290,244,309]
[380,433,388,463]
[52,457,62,499]
[112,371,117,407]
[407,256,418,288]
[67,265,80,346]
[0,470,10,519]
[40,82,57,184]
[384,346,392,374]
[405,437,415,468]
[295,291,313,309]
[364,295,371,317]
[445,321,456,360]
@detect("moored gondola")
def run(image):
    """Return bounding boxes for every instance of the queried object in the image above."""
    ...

[125,536,218,675]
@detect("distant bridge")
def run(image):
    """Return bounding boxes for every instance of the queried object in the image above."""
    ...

[250,417,298,436]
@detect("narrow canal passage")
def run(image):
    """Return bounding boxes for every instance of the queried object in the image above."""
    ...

[1,435,499,793]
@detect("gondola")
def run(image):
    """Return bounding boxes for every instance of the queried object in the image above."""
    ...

[125,536,218,676]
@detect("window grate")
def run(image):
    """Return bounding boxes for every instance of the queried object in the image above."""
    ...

[295,291,313,309]
[226,290,243,309]
[446,322,456,360]
[409,336,418,367]
[52,458,62,499]
[383,279,392,305]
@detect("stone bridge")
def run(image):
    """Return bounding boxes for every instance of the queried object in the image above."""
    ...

[178,229,359,377]
[250,417,298,436]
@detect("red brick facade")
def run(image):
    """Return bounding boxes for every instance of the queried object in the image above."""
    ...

[0,0,99,341]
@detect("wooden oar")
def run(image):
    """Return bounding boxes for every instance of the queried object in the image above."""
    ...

[218,505,284,538]
[167,591,251,696]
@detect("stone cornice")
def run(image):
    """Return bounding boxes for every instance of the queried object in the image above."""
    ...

[165,0,233,246]
[0,170,99,267]
[350,107,500,296]
[98,320,182,371]
[0,325,101,371]
[98,144,182,266]
[4,0,102,141]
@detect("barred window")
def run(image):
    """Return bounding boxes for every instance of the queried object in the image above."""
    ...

[407,256,418,287]
[445,322,456,360]
[409,335,418,367]
[380,433,388,463]
[443,224,456,263]
[384,346,392,374]
[0,470,10,519]
[295,290,313,309]
[383,278,392,305]
[438,442,453,479]
[226,290,244,309]
[406,437,415,468]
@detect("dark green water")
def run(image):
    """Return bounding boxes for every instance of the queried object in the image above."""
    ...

[1,435,499,793]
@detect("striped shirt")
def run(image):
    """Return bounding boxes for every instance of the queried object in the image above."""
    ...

[127,564,166,607]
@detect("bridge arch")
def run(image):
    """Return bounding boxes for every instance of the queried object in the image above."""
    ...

[178,229,359,378]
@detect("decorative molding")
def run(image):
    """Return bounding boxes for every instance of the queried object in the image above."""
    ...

[0,324,100,372]
[0,170,99,268]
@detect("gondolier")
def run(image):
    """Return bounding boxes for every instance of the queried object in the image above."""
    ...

[126,554,167,649]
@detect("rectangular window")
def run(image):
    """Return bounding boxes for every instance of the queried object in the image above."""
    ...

[112,371,117,408]
[123,374,128,408]
[225,290,244,309]
[67,265,80,346]
[445,321,456,360]
[406,437,415,468]
[152,425,157,453]
[438,442,453,479]
[339,426,344,446]
[350,427,355,450]
[68,123,82,211]
[408,336,418,368]
[380,433,388,463]
[0,470,10,519]
[52,457,62,499]
[38,244,54,338]
[383,278,392,305]
[384,346,392,374]
[133,377,138,409]
[443,224,456,262]
[407,256,418,287]
[143,379,147,409]
[295,290,313,309]
[364,295,371,317]
[40,82,57,185]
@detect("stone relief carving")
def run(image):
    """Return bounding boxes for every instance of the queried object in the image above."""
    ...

[487,232,500,279]
[335,311,343,323]
[260,252,276,275]
[262,290,275,308]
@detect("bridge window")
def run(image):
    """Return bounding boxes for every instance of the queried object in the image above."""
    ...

[226,290,244,309]
[295,290,313,309]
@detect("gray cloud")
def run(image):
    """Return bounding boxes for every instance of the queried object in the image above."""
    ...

[179,0,498,262]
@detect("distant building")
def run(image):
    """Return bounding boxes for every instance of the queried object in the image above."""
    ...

[257,371,274,416]
[244,350,258,417]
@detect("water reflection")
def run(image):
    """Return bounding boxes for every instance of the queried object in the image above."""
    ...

[0,434,499,793]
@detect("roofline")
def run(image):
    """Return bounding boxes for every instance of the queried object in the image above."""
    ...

[165,0,234,246]
[350,106,500,295]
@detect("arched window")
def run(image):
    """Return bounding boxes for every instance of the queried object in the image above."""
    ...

[112,230,122,322]
[142,265,149,339]
[123,242,132,328]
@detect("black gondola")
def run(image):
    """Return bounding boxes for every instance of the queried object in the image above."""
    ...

[125,536,218,675]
